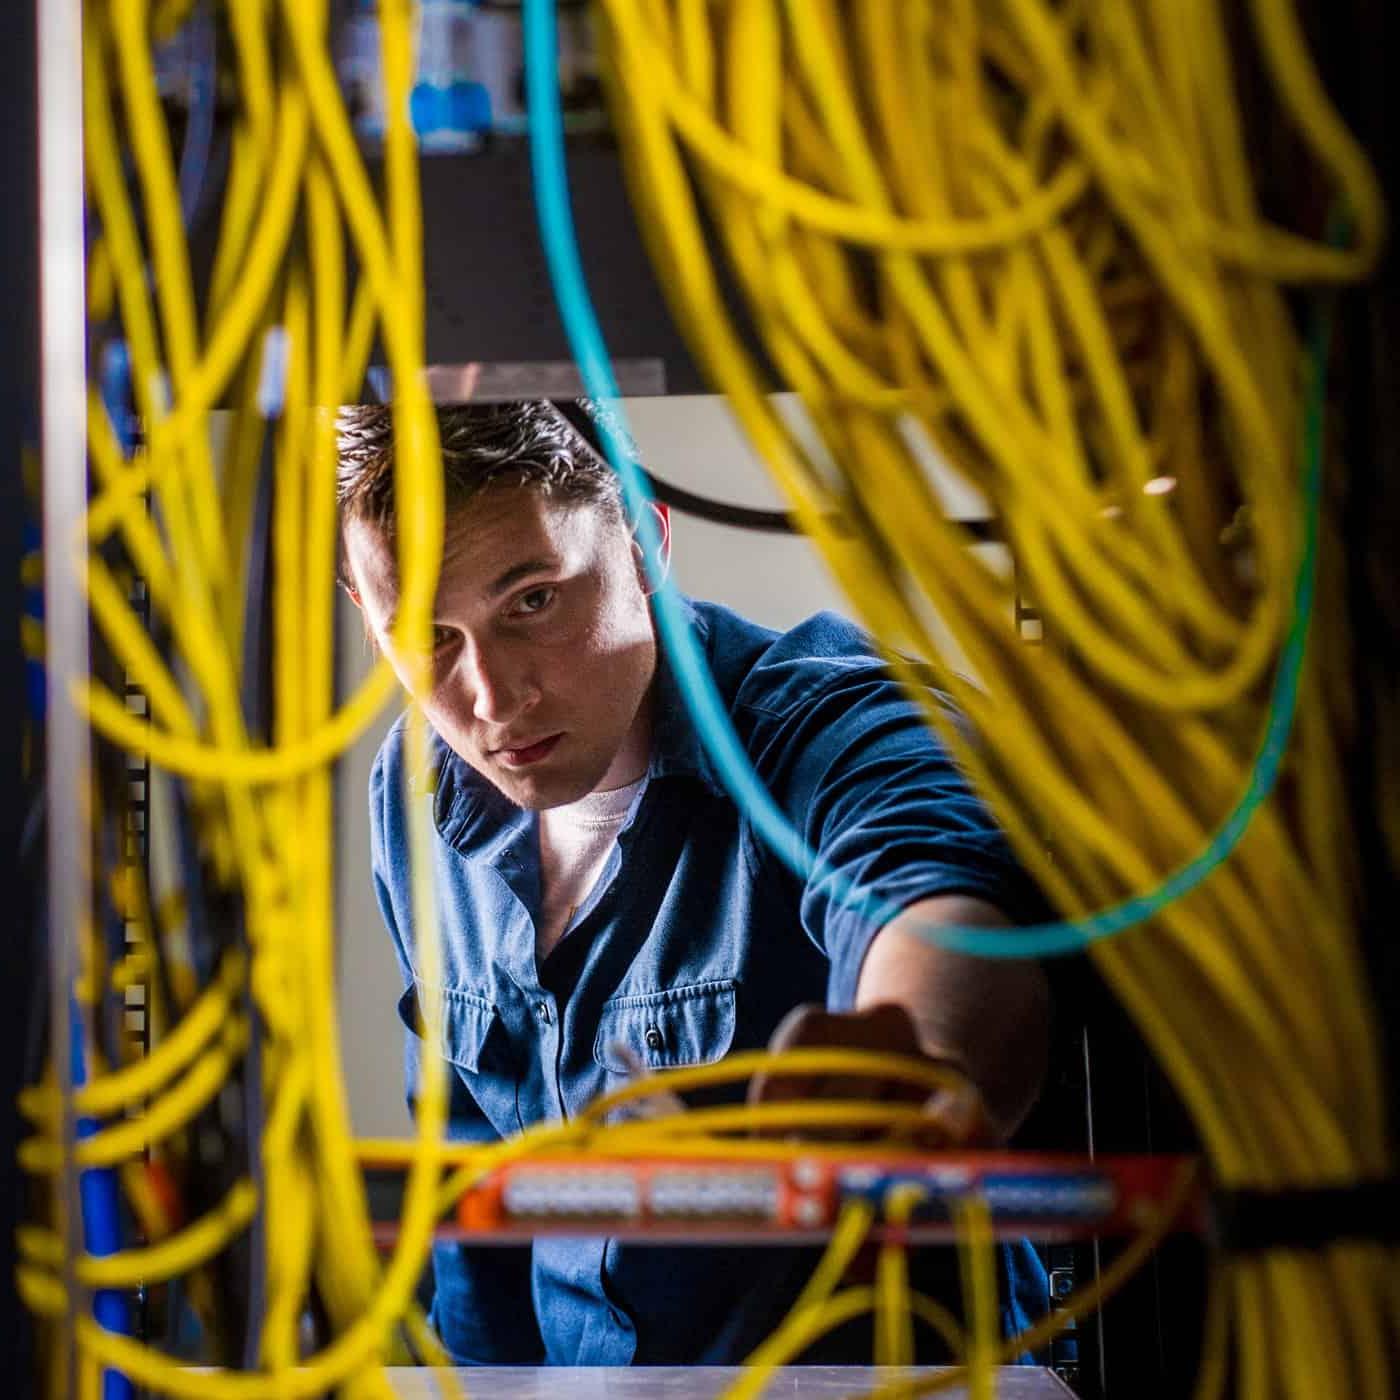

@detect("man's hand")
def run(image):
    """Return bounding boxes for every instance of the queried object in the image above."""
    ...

[748,895,1050,1145]
[747,1001,994,1147]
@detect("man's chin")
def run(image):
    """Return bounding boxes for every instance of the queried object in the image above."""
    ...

[494,765,602,812]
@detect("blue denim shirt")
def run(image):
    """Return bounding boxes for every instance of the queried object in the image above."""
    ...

[370,600,1048,1365]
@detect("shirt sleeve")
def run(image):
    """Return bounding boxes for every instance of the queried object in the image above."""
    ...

[744,665,1046,1010]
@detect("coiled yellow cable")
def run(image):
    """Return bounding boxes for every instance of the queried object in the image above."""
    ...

[590,1,1396,1395]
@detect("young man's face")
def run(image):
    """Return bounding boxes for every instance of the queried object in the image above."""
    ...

[344,486,658,809]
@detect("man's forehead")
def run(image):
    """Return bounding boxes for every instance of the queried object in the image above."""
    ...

[346,487,609,608]
[440,488,596,581]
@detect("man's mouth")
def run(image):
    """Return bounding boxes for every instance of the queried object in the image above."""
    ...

[495,733,563,768]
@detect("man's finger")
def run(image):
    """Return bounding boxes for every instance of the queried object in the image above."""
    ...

[749,1002,931,1106]
[908,1082,995,1149]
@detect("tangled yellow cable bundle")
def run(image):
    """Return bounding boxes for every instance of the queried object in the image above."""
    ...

[23,3,1090,1395]
[23,1,456,1394]
[588,0,1396,1394]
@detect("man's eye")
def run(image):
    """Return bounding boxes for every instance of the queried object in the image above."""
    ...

[513,586,556,617]
[432,625,458,650]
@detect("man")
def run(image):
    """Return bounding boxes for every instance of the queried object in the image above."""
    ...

[338,399,1052,1366]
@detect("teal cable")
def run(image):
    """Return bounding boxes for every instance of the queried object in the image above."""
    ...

[522,0,1326,958]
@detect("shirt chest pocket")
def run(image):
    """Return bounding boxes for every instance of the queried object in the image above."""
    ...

[592,979,738,1075]
[399,981,505,1076]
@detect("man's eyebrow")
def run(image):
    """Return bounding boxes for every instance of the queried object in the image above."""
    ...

[380,557,561,632]
[485,557,560,599]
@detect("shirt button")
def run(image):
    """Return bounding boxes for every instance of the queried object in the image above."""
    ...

[644,1026,664,1052]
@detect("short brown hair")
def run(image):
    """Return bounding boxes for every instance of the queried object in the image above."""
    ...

[336,400,624,575]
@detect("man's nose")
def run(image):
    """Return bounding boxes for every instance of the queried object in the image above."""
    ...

[459,639,535,726]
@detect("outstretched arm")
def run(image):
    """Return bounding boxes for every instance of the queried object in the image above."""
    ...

[856,894,1050,1141]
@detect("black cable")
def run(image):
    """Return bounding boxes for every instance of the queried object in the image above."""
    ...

[549,396,801,533]
[236,436,276,1370]
[1212,1177,1400,1253]
[551,397,1003,542]
[642,472,803,534]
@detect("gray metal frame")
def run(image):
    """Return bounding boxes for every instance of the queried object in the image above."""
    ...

[38,0,89,1386]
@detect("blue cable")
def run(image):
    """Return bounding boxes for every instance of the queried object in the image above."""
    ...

[521,0,1324,958]
[177,2,218,224]
[89,342,139,1394]
[72,1006,136,1400]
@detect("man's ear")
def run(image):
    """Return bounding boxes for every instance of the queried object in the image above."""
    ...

[337,535,363,610]
[338,574,378,649]
[633,502,672,594]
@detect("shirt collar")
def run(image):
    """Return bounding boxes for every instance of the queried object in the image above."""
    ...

[432,730,533,860]
[645,598,727,798]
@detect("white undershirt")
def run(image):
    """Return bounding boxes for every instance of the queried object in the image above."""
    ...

[536,776,646,962]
